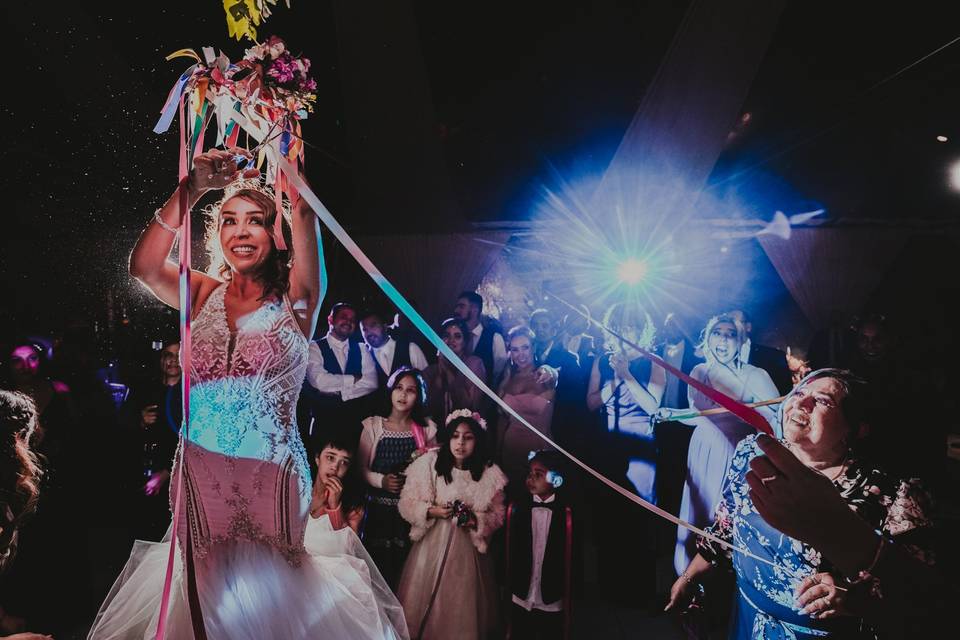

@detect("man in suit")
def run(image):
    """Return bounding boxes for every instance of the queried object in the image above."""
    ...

[454,291,507,386]
[529,308,585,454]
[730,309,793,396]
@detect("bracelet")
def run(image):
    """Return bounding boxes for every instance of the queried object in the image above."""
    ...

[153,208,180,233]
[679,571,695,585]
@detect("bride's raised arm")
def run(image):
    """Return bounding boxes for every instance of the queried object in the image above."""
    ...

[286,172,326,339]
[129,147,258,309]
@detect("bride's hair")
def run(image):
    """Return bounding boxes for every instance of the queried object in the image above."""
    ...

[203,184,293,302]
[434,415,488,483]
[315,434,365,514]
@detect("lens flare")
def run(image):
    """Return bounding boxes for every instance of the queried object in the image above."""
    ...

[617,258,648,285]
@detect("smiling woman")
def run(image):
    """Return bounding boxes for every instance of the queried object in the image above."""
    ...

[666,369,935,640]
[89,149,409,639]
[203,185,293,303]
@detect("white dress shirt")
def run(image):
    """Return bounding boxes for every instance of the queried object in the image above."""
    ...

[512,493,563,612]
[368,336,429,376]
[472,323,507,382]
[306,333,378,401]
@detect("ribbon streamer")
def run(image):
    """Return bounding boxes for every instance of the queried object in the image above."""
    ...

[667,396,785,423]
[188,102,805,596]
[546,291,775,437]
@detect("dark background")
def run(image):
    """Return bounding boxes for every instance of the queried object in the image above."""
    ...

[2,1,959,363]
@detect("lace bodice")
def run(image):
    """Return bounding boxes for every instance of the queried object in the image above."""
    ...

[188,283,309,465]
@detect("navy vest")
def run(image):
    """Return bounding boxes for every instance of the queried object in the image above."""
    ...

[472,317,503,385]
[372,336,414,388]
[317,336,363,376]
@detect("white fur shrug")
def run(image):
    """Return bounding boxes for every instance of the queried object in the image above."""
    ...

[398,450,507,553]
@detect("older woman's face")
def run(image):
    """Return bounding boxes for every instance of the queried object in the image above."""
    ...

[782,376,849,455]
[219,196,273,275]
[707,321,739,365]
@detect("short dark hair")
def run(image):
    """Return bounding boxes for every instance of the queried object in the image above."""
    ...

[788,368,870,435]
[359,308,388,324]
[458,291,483,311]
[435,415,488,483]
[328,302,357,320]
[314,433,364,512]
[528,449,564,474]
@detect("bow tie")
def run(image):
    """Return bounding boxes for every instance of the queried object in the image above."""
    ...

[532,502,558,511]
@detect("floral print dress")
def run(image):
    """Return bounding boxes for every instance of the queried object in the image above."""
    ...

[696,435,934,640]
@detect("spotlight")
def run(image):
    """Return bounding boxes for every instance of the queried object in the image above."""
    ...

[950,160,960,191]
[617,258,648,285]
[937,135,948,143]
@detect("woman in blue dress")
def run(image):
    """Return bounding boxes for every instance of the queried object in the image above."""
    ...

[666,369,934,639]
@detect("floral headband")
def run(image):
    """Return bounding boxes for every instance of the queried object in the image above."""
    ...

[444,408,487,430]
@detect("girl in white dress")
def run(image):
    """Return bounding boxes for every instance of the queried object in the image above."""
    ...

[396,411,507,640]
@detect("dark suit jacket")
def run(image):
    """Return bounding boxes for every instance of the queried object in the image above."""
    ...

[749,342,793,396]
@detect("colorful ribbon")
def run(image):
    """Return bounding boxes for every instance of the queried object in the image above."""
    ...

[546,291,775,436]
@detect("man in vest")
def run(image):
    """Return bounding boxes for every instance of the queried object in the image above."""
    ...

[454,291,507,386]
[302,302,378,456]
[359,309,429,387]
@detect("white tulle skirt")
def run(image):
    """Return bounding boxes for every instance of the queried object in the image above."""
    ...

[87,515,409,639]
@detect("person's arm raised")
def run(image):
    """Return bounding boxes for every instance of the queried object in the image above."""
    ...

[287,172,325,338]
[129,148,258,309]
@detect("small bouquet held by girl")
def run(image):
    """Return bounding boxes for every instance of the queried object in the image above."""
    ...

[396,409,508,640]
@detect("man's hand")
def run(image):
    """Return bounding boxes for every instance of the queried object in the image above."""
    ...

[140,404,159,427]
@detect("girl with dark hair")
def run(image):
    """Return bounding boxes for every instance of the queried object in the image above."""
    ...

[358,367,437,587]
[423,317,487,420]
[396,412,507,639]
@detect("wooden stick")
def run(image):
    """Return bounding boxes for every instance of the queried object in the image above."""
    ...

[669,395,786,420]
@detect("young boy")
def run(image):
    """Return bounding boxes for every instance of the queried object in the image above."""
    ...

[309,435,365,533]
[505,449,574,640]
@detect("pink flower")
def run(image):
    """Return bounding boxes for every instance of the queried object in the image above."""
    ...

[268,56,295,84]
[266,35,287,59]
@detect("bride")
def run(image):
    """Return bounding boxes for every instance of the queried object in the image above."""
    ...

[88,148,407,639]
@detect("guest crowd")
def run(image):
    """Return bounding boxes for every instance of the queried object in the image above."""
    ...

[0,292,954,638]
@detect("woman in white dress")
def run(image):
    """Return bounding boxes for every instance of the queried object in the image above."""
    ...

[662,313,780,576]
[88,148,407,639]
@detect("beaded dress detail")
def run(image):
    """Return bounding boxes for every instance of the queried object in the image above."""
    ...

[88,284,408,640]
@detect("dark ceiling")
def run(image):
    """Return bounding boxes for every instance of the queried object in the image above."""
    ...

[3,1,959,332]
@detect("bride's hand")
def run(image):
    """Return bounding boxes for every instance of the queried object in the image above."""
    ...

[189,147,259,194]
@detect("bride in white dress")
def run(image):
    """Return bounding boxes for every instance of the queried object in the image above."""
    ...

[88,148,407,639]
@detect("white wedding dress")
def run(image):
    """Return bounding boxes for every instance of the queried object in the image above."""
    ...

[88,284,407,639]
